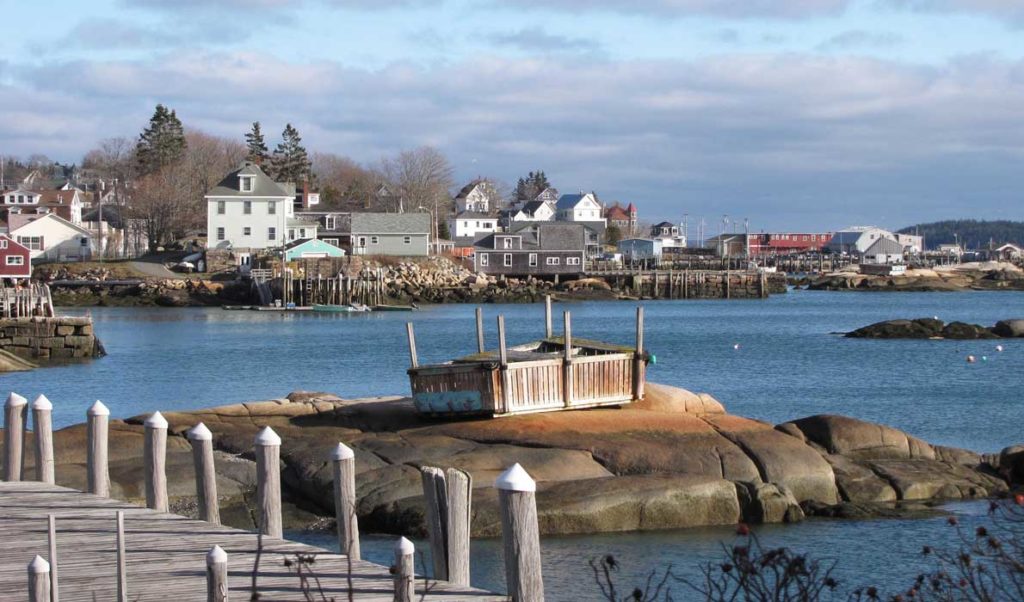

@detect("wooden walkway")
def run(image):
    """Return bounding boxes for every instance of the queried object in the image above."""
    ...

[0,481,502,601]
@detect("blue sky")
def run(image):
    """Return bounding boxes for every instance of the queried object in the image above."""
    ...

[3,0,1024,231]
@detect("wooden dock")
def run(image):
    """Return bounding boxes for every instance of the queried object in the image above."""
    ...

[0,481,502,601]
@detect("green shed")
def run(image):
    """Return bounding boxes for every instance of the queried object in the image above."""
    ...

[283,238,346,262]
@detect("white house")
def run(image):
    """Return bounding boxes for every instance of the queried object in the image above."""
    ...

[2,187,83,225]
[453,180,500,214]
[650,221,687,249]
[555,193,605,224]
[826,226,896,255]
[618,238,663,263]
[508,200,555,223]
[894,233,924,254]
[8,213,93,262]
[448,211,499,239]
[995,243,1022,260]
[205,161,295,252]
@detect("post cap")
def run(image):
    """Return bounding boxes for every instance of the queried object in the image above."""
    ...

[187,422,213,441]
[395,536,415,555]
[331,442,354,461]
[28,554,50,573]
[31,394,52,411]
[144,411,168,429]
[5,392,27,407]
[88,400,110,416]
[207,545,228,565]
[254,426,281,446]
[495,463,536,492]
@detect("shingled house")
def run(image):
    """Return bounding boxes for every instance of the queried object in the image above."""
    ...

[473,222,588,278]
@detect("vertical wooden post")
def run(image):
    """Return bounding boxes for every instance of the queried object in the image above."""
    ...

[445,467,472,587]
[405,322,418,368]
[496,464,544,602]
[188,423,220,525]
[4,392,27,481]
[544,296,552,338]
[46,515,59,602]
[116,511,127,602]
[562,311,573,408]
[497,315,508,367]
[497,315,510,409]
[32,395,54,484]
[420,466,449,581]
[206,545,228,602]
[475,307,485,353]
[331,442,360,561]
[28,555,50,602]
[144,411,168,512]
[634,306,645,401]
[254,426,283,538]
[394,537,415,602]
[87,401,110,497]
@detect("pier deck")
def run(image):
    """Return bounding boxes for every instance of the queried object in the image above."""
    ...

[0,481,501,601]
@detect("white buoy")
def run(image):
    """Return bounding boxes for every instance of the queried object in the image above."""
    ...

[733,343,741,350]
[996,345,1004,352]
[966,355,976,363]
[981,356,988,362]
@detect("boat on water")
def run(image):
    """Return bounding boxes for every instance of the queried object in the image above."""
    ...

[312,304,370,313]
[371,304,418,312]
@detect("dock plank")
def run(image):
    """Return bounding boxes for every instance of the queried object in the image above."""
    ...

[0,481,503,601]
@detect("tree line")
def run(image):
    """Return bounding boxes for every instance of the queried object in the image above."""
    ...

[898,219,1024,250]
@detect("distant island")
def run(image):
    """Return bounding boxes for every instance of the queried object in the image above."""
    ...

[898,219,1024,250]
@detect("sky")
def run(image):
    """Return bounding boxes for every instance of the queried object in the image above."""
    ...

[2,0,1024,231]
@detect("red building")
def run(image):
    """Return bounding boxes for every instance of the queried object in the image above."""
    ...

[749,232,833,256]
[0,235,32,280]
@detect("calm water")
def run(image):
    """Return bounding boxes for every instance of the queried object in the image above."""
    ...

[4,290,1024,599]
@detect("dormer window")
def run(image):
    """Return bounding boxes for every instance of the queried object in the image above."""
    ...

[240,175,254,193]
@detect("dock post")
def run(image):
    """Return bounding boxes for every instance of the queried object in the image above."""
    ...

[406,322,419,368]
[87,401,110,497]
[393,537,415,602]
[497,315,510,411]
[634,306,645,400]
[420,466,449,580]
[496,464,544,602]
[206,546,228,602]
[562,311,573,408]
[475,307,485,353]
[187,423,220,525]
[28,555,50,602]
[116,511,127,602]
[544,295,552,338]
[4,392,27,481]
[47,515,59,602]
[144,411,169,512]
[254,426,283,538]
[445,467,472,587]
[331,442,360,561]
[32,395,54,484]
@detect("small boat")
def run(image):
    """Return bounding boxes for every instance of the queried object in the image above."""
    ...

[312,304,369,313]
[371,304,418,312]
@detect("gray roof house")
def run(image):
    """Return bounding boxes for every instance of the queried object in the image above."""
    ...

[350,212,430,256]
[473,222,588,277]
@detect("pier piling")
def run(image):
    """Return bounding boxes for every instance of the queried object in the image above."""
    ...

[47,514,59,602]
[144,411,169,512]
[254,427,283,538]
[205,546,228,602]
[28,555,50,602]
[475,307,485,353]
[32,395,54,484]
[393,537,415,602]
[331,442,360,561]
[86,401,110,497]
[188,423,220,524]
[4,392,27,481]
[496,464,544,602]
[116,511,127,602]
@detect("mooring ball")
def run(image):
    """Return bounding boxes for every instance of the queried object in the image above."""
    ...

[649,354,657,365]
[733,344,741,350]
[966,355,976,363]
[996,345,1004,352]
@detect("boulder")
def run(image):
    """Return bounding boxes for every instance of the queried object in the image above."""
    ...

[845,318,943,339]
[992,319,1024,338]
[998,445,1024,484]
[736,482,804,524]
[864,458,1007,500]
[781,415,935,461]
[941,321,999,339]
[636,383,726,415]
[824,454,897,503]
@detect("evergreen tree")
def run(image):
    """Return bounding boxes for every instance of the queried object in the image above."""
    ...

[135,104,186,175]
[269,123,312,183]
[515,170,552,201]
[244,121,270,166]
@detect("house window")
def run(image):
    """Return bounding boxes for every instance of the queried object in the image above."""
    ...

[480,253,489,267]
[268,227,277,241]
[484,222,492,229]
[240,176,254,192]
[243,227,251,236]
[324,238,339,247]
[370,236,379,245]
[357,237,366,247]
[217,228,225,241]
[299,228,306,238]
[529,253,537,267]
[504,253,512,266]
[217,201,225,215]
[7,256,23,266]
[325,216,335,230]
[288,229,295,240]
[0,239,6,249]
[243,201,252,215]
[17,236,43,251]
[546,257,560,265]
[268,203,276,215]
[567,257,581,265]
[404,236,412,244]
[503,238,513,249]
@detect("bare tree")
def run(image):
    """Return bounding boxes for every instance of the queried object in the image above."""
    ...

[311,152,379,209]
[379,146,454,243]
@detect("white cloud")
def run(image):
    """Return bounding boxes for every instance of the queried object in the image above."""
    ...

[490,0,856,19]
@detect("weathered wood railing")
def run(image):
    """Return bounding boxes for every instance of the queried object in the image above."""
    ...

[0,283,55,318]
[2,393,541,600]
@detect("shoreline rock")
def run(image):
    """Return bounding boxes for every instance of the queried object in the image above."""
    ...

[846,318,1024,339]
[808,262,1024,292]
[1,382,1016,538]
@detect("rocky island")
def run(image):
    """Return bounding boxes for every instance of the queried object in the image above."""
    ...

[7,383,1019,538]
[847,318,1024,339]
[808,261,1024,292]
